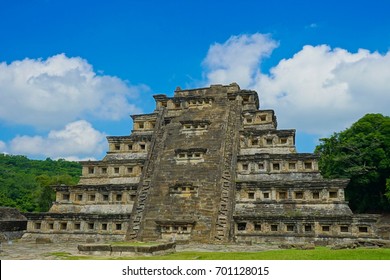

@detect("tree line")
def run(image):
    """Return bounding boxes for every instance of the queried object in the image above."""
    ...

[0,154,81,212]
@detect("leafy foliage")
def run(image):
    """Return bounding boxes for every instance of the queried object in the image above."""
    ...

[315,113,390,213]
[0,154,81,212]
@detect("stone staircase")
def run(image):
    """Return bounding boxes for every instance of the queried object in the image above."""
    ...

[214,99,242,242]
[134,93,237,242]
[126,108,167,240]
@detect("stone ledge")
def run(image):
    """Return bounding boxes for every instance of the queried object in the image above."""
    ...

[78,242,176,256]
[279,243,315,250]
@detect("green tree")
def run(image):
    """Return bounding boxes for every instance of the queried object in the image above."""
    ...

[0,154,81,212]
[34,174,76,211]
[315,113,390,213]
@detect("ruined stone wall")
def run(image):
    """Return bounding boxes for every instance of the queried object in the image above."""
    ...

[24,213,130,242]
[0,207,27,240]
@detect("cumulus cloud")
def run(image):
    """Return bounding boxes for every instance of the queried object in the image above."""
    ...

[8,120,106,160]
[0,54,146,129]
[202,33,278,87]
[256,46,390,134]
[202,34,390,135]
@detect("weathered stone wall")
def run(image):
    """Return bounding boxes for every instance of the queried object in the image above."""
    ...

[0,207,27,240]
[233,214,380,245]
[24,212,130,242]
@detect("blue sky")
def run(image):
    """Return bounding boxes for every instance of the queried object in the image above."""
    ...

[1,0,390,160]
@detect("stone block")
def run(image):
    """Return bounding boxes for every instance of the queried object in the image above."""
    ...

[35,237,52,244]
[78,244,111,252]
[330,242,358,250]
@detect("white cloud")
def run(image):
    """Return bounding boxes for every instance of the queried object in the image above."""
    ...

[256,45,390,134]
[202,34,390,135]
[0,140,6,153]
[9,120,106,160]
[202,33,278,87]
[0,54,146,129]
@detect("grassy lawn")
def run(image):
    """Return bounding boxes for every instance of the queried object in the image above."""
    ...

[53,247,390,260]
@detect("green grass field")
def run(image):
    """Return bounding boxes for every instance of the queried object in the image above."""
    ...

[52,247,390,260]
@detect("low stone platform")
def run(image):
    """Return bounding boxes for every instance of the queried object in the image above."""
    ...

[330,239,390,250]
[77,242,176,256]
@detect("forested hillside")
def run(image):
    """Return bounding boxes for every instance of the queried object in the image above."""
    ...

[0,154,81,212]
